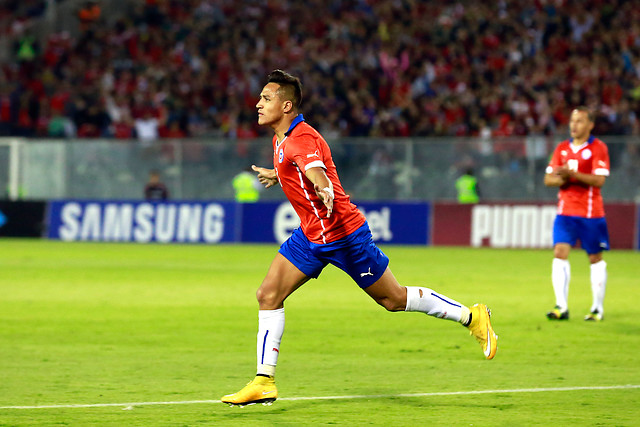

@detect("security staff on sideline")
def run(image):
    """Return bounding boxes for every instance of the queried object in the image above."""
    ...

[456,168,480,204]
[233,166,260,202]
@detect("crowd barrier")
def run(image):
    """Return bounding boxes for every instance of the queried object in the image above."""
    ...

[1,200,637,249]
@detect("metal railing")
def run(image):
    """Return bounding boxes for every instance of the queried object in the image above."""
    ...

[1,136,639,202]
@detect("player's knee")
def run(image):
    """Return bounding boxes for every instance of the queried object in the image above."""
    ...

[255,286,271,305]
[589,253,603,264]
[553,245,569,259]
[256,284,282,309]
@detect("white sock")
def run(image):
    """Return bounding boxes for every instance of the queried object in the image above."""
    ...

[405,286,467,323]
[256,308,285,377]
[590,260,607,315]
[552,258,570,311]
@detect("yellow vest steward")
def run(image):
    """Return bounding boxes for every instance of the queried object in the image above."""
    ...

[456,175,479,204]
[233,172,260,202]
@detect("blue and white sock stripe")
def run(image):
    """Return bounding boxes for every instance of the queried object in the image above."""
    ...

[260,330,269,364]
[431,292,462,308]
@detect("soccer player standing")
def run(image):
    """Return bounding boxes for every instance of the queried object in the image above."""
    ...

[544,107,610,322]
[221,70,498,407]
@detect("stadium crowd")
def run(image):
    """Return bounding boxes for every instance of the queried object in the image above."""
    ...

[1,0,640,140]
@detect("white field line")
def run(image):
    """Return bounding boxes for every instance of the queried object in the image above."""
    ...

[1,384,639,410]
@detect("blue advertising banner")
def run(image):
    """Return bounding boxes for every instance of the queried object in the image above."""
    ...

[46,200,430,245]
[358,201,429,245]
[240,201,429,245]
[239,201,299,243]
[47,200,236,243]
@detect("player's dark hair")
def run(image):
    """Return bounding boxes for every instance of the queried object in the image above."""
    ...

[267,70,302,110]
[575,106,595,123]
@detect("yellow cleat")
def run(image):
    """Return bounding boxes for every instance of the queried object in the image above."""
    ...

[584,311,603,322]
[547,306,569,320]
[221,375,278,407]
[467,304,498,360]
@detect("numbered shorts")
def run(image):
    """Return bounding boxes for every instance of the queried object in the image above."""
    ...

[553,215,610,255]
[278,221,389,289]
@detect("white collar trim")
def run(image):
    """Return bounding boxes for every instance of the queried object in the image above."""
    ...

[569,141,587,153]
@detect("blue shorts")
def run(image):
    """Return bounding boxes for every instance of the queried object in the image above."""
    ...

[553,215,610,255]
[278,222,390,289]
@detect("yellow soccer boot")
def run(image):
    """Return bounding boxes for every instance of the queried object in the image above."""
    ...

[221,375,278,407]
[467,303,498,360]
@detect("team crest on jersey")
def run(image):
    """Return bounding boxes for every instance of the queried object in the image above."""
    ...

[582,149,592,160]
[278,148,284,163]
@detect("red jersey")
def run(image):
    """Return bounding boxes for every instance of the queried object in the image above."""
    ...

[546,136,610,218]
[273,115,365,244]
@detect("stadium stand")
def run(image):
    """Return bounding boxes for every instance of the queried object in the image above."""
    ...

[1,0,639,140]
[1,1,640,202]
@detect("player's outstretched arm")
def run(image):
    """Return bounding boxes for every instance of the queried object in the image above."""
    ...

[306,167,334,218]
[252,165,278,188]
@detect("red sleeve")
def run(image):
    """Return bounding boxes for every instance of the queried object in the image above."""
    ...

[289,133,327,172]
[592,140,610,176]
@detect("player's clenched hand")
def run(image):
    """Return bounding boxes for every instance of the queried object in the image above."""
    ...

[314,184,334,218]
[252,165,278,188]
[554,165,572,180]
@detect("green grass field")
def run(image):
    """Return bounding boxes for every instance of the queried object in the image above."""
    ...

[0,239,638,426]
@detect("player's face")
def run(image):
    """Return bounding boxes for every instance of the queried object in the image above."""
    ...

[256,83,286,127]
[569,110,594,141]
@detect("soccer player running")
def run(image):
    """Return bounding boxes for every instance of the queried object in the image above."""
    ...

[544,107,610,322]
[221,70,497,407]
